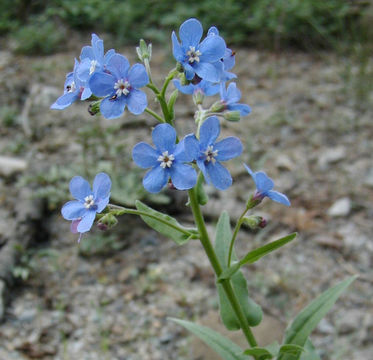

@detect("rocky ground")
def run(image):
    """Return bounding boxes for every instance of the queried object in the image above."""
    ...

[0,35,372,359]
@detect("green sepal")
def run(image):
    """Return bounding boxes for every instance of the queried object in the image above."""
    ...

[135,200,197,245]
[169,318,246,360]
[243,343,304,359]
[278,276,357,360]
[215,212,262,329]
[218,233,297,282]
[196,172,208,205]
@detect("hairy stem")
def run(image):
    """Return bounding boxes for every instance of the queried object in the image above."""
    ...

[188,188,258,348]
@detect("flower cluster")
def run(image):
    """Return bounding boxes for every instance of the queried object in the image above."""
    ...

[51,34,149,119]
[55,18,290,240]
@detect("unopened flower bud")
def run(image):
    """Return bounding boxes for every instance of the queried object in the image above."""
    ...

[98,213,118,229]
[242,215,267,230]
[223,111,241,122]
[176,62,184,73]
[193,89,204,106]
[210,101,226,113]
[88,101,101,116]
[136,39,152,61]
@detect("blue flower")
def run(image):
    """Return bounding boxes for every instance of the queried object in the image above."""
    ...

[184,116,243,190]
[51,59,91,110]
[244,164,290,206]
[89,54,149,119]
[220,82,251,116]
[172,18,226,83]
[207,26,236,81]
[77,33,115,83]
[132,124,197,193]
[61,173,111,240]
[173,79,220,96]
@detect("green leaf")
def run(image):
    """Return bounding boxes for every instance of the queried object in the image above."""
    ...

[278,344,305,357]
[299,339,320,360]
[243,347,274,359]
[169,318,246,360]
[167,89,178,120]
[215,212,262,329]
[219,233,297,281]
[135,200,197,245]
[279,276,357,360]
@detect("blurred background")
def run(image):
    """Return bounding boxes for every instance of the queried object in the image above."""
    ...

[0,1,372,359]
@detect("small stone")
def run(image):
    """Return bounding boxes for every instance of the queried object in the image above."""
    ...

[0,280,5,321]
[318,146,346,170]
[275,154,295,171]
[336,309,364,334]
[0,156,27,177]
[363,168,373,188]
[327,197,351,217]
[318,318,335,334]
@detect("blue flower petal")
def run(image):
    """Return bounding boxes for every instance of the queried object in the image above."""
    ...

[127,64,149,88]
[255,172,274,192]
[225,82,241,104]
[173,79,194,94]
[197,159,210,184]
[77,211,96,233]
[104,49,116,64]
[267,190,291,206]
[92,36,104,62]
[206,161,232,190]
[50,92,78,110]
[152,124,176,153]
[95,196,110,213]
[202,81,220,96]
[126,89,147,115]
[178,135,199,162]
[184,63,195,80]
[80,45,94,60]
[179,18,203,48]
[76,57,91,82]
[172,32,184,61]
[193,62,222,83]
[81,86,92,101]
[143,166,169,193]
[214,137,243,161]
[61,201,86,220]
[207,26,219,36]
[93,173,111,201]
[132,142,159,168]
[223,49,235,71]
[199,117,220,148]
[100,96,126,119]
[70,176,92,200]
[106,54,130,79]
[199,35,226,63]
[170,163,197,190]
[243,164,255,179]
[228,103,251,116]
[89,72,115,97]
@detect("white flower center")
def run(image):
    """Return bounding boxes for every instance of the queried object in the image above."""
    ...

[89,60,98,75]
[187,46,202,63]
[158,151,175,169]
[204,145,218,164]
[66,81,76,93]
[84,195,95,209]
[114,79,130,97]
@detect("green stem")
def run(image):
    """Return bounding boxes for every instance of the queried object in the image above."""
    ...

[227,206,250,267]
[107,204,192,236]
[161,68,177,98]
[188,188,258,348]
[145,107,165,123]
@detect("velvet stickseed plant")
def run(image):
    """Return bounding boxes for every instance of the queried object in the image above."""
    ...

[55,19,356,360]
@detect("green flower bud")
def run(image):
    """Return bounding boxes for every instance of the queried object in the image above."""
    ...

[209,100,226,113]
[97,213,118,229]
[88,101,101,116]
[193,89,204,106]
[136,39,152,61]
[242,215,267,230]
[223,110,241,122]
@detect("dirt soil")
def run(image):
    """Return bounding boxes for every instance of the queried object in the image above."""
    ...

[0,37,372,360]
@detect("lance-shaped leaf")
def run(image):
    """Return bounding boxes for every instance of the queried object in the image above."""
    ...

[170,318,246,360]
[299,339,321,360]
[215,212,262,329]
[219,233,297,281]
[135,200,198,245]
[278,276,357,360]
